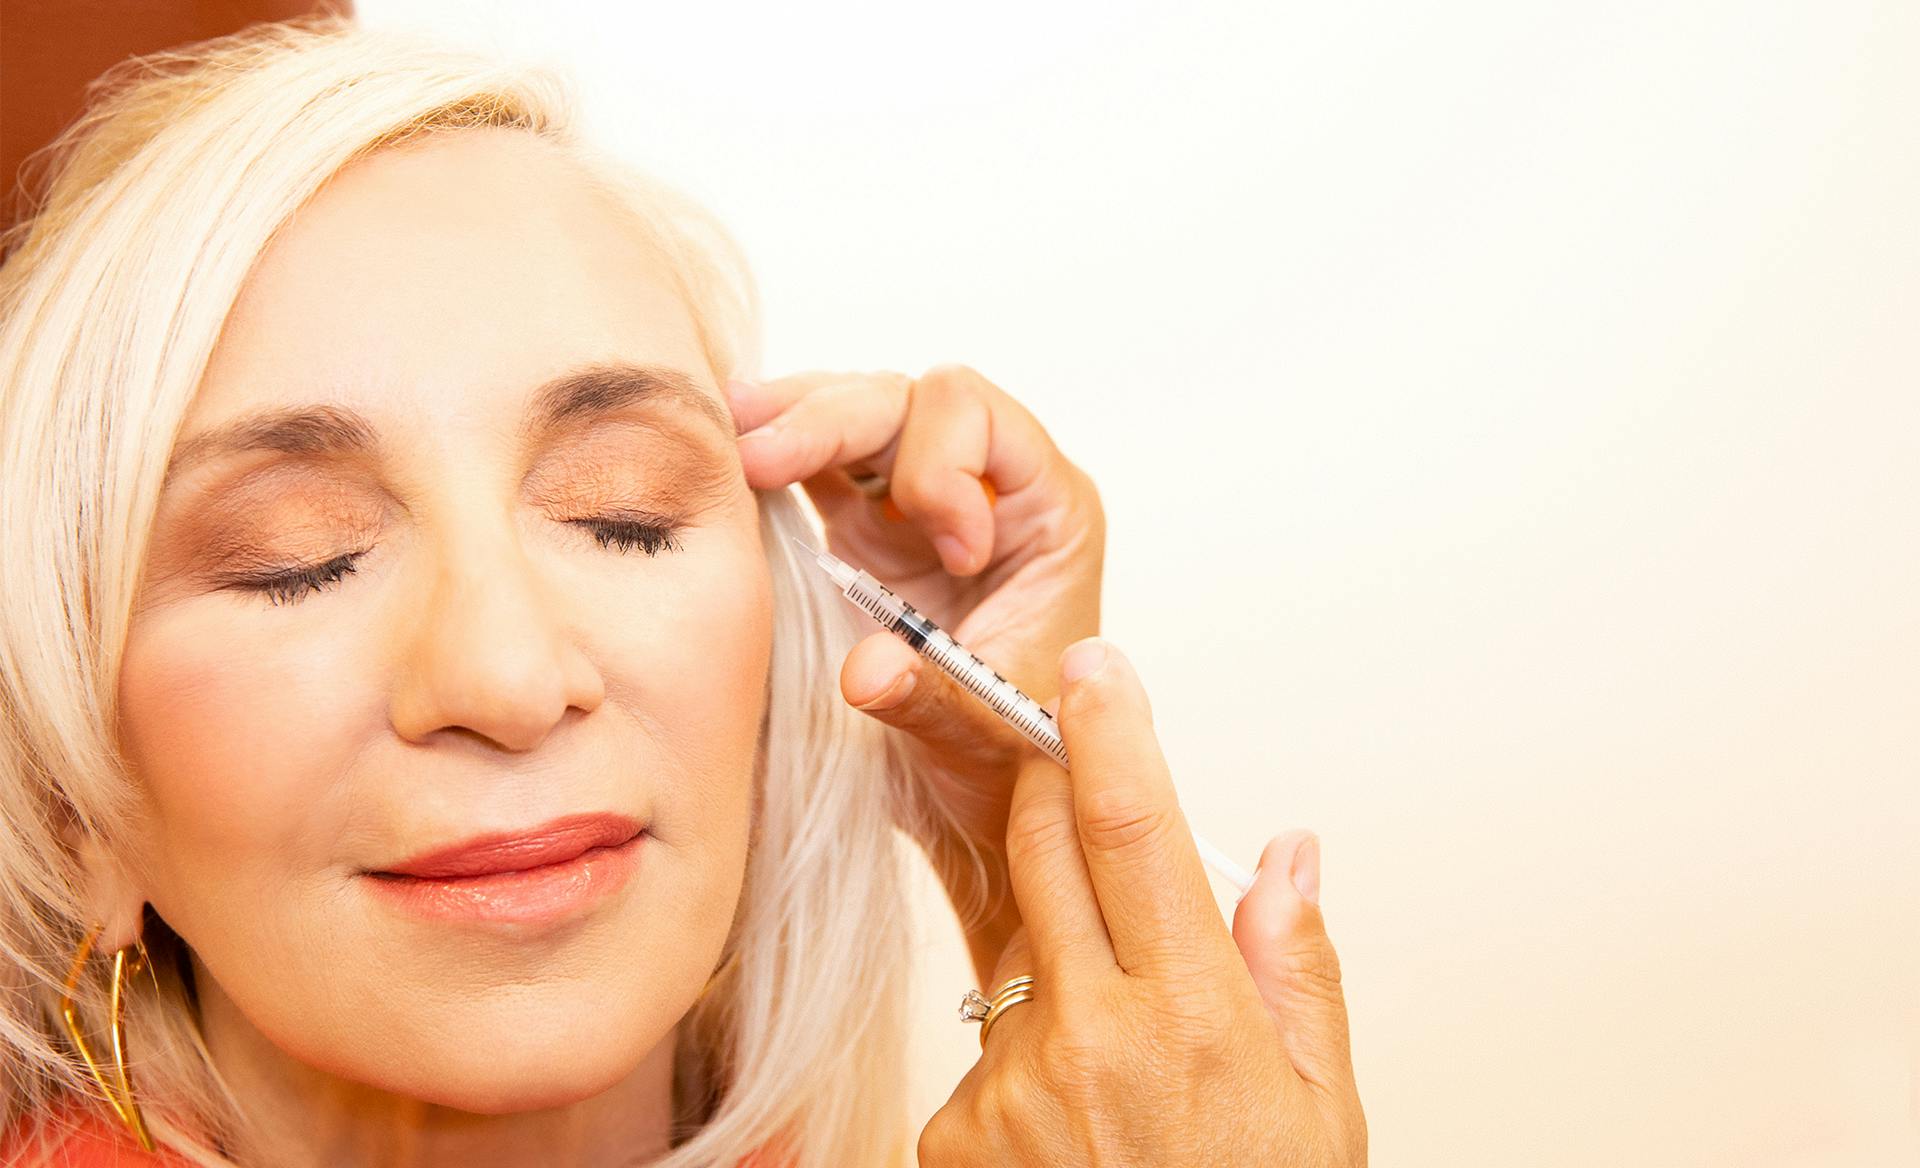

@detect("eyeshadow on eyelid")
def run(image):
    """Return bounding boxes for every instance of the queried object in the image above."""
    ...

[535,432,738,499]
[157,420,739,527]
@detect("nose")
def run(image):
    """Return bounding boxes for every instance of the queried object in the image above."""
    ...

[388,524,606,753]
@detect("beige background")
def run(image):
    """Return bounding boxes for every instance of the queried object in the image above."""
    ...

[357,2,1920,1162]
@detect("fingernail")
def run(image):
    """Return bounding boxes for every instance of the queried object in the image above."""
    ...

[933,533,972,574]
[1290,833,1321,906]
[725,377,761,399]
[855,668,916,711]
[1060,638,1109,683]
[739,421,781,443]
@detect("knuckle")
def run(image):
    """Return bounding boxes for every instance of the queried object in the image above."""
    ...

[1042,460,1106,547]
[1046,1038,1109,1106]
[1063,457,1103,506]
[917,1106,964,1165]
[920,361,984,390]
[1282,937,1347,999]
[1129,935,1225,981]
[1081,478,1107,532]
[1003,793,1075,871]
[1076,786,1176,857]
[889,467,968,518]
[971,1063,1026,1127]
[1042,1000,1116,1102]
[1162,987,1241,1049]
[811,376,868,413]
[1129,1008,1241,1108]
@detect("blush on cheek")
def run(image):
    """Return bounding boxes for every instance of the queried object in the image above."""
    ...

[117,605,373,882]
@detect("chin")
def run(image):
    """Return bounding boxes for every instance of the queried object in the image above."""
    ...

[422,1069,630,1115]
[387,1041,648,1114]
[354,997,675,1114]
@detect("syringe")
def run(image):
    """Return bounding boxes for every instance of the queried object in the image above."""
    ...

[795,537,1255,895]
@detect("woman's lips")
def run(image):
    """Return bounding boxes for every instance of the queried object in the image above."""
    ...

[375,811,645,878]
[363,811,646,925]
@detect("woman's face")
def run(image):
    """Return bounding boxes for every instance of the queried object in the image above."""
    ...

[114,129,772,1112]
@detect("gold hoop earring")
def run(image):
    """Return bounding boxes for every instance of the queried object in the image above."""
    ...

[59,921,157,1153]
[695,948,742,1004]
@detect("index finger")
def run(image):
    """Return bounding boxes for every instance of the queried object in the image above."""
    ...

[725,366,1057,503]
[1053,637,1233,978]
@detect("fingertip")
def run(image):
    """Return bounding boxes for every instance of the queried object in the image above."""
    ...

[724,377,762,426]
[1249,830,1320,907]
[733,434,787,488]
[1234,831,1320,940]
[1059,637,1110,685]
[1291,833,1321,907]
[737,460,787,492]
[1060,639,1147,706]
[842,633,920,709]
[854,667,917,712]
[933,533,974,575]
[920,475,995,571]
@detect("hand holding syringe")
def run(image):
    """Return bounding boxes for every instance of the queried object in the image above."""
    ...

[796,537,1256,895]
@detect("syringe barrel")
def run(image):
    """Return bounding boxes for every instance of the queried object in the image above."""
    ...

[844,571,1069,767]
[909,617,1071,770]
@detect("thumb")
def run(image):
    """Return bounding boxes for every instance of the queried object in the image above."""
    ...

[1231,829,1358,1096]
[839,631,1028,771]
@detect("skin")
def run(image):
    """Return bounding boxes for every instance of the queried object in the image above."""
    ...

[918,639,1369,1166]
[77,121,1365,1164]
[107,129,769,1164]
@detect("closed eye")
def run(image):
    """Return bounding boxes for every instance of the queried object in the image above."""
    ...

[228,552,365,606]
[572,516,683,556]
[227,516,685,607]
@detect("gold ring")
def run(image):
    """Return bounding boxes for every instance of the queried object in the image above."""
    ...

[959,973,1035,1050]
[979,987,1034,1048]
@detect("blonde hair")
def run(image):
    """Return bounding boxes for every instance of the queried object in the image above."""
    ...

[0,15,952,1166]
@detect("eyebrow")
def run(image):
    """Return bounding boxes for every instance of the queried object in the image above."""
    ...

[163,362,734,485]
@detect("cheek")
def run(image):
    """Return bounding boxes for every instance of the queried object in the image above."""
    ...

[592,532,774,839]
[117,603,373,917]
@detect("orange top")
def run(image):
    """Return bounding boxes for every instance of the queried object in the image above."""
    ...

[1,1106,793,1167]
[0,1107,186,1167]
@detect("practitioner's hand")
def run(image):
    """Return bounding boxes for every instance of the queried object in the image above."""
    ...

[918,638,1367,1168]
[726,366,1104,976]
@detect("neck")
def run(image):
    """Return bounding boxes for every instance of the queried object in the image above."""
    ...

[192,957,680,1168]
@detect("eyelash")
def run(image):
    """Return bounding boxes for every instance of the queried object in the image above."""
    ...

[232,518,684,607]
[577,517,683,557]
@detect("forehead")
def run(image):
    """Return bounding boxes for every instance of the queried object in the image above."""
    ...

[195,127,715,430]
